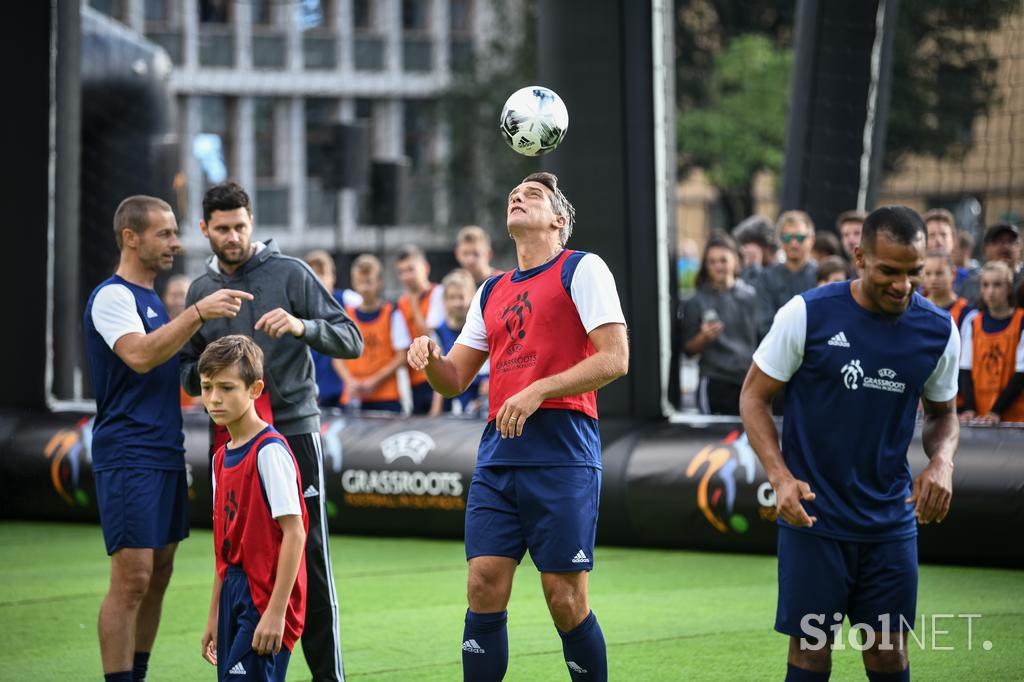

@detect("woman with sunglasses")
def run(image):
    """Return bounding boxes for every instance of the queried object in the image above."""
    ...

[681,231,760,415]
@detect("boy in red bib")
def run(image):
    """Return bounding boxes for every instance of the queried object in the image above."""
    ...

[199,335,308,681]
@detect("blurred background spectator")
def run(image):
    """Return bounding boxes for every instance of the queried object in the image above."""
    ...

[959,261,1024,425]
[680,231,759,415]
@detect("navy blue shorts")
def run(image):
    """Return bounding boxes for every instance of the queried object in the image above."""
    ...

[775,527,918,638]
[218,566,291,681]
[465,466,601,572]
[94,467,189,555]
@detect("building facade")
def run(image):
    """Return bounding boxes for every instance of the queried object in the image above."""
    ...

[86,0,493,275]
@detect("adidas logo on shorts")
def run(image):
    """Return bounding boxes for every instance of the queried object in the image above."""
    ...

[567,661,589,673]
[228,661,247,675]
[463,639,485,654]
[571,550,589,564]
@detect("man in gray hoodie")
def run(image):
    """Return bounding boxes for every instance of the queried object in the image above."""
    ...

[180,182,362,682]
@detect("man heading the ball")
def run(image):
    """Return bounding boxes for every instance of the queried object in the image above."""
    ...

[408,172,628,681]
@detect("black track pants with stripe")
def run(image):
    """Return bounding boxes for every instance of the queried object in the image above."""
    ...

[286,431,345,682]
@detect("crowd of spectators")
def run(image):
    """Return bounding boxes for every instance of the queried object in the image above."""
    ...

[680,208,1024,424]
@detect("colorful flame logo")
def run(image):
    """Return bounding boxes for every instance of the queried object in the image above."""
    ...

[42,416,94,507]
[685,430,759,533]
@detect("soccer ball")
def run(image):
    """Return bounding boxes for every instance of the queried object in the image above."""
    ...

[499,86,569,157]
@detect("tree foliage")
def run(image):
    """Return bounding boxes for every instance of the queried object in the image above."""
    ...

[677,34,792,220]
[674,0,1019,212]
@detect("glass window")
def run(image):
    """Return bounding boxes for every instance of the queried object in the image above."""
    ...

[402,0,430,32]
[306,98,335,179]
[450,0,472,34]
[404,100,434,171]
[196,96,233,185]
[252,0,274,26]
[352,0,373,31]
[200,0,230,24]
[298,0,333,30]
[254,98,276,180]
[144,0,167,23]
[90,0,124,21]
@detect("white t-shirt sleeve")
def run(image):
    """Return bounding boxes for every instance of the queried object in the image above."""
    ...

[959,310,978,370]
[257,442,302,519]
[390,308,411,350]
[924,316,961,402]
[340,288,363,309]
[752,295,807,382]
[91,284,146,349]
[455,284,489,352]
[426,285,446,329]
[570,254,627,333]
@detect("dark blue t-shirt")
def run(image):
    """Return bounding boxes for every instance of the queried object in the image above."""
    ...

[84,275,185,471]
[752,282,960,541]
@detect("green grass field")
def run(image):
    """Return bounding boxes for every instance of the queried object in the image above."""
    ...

[1,522,1021,681]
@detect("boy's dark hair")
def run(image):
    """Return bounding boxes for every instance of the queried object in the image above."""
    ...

[113,195,173,249]
[812,231,842,258]
[202,181,252,223]
[396,244,426,263]
[732,215,779,250]
[198,334,264,386]
[835,209,868,231]
[861,206,925,252]
[816,256,850,284]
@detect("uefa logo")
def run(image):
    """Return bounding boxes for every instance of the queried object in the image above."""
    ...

[380,431,436,465]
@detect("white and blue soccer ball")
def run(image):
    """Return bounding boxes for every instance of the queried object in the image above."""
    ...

[499,86,569,157]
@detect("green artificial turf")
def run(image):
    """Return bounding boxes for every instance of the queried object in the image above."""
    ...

[0,522,1021,680]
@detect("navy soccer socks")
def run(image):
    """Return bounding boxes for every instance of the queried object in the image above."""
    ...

[557,610,607,681]
[462,609,509,681]
[103,673,132,682]
[131,651,150,681]
[785,663,830,681]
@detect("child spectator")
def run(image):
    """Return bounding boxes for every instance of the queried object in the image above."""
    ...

[334,255,410,414]
[812,230,842,264]
[924,251,972,328]
[959,261,1024,425]
[303,250,361,408]
[454,226,500,286]
[680,231,760,415]
[199,335,308,682]
[430,269,488,416]
[395,246,446,414]
[815,256,850,286]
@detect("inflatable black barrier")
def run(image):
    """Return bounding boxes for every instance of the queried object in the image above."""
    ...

[1,409,1022,567]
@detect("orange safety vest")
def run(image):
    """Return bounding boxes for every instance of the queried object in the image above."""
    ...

[397,284,437,387]
[948,298,969,328]
[970,308,1024,422]
[344,303,401,403]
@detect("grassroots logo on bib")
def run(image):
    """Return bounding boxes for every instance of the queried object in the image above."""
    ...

[501,291,533,341]
[841,359,864,390]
